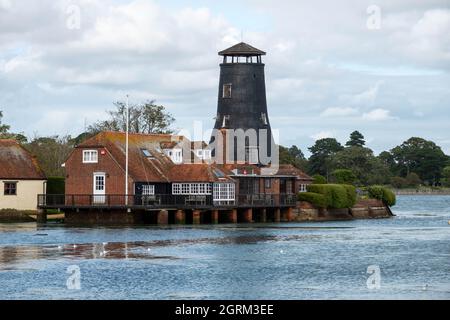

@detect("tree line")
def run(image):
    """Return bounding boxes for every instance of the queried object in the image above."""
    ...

[1,105,450,188]
[281,130,450,188]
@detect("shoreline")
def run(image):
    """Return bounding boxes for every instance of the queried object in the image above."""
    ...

[395,190,450,196]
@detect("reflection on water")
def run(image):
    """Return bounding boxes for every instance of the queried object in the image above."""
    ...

[0,234,329,267]
[0,195,449,300]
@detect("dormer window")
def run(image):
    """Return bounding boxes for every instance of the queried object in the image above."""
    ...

[223,84,232,98]
[164,149,183,164]
[196,149,212,160]
[83,150,98,163]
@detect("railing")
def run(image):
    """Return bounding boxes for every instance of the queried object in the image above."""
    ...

[237,194,297,207]
[38,193,297,209]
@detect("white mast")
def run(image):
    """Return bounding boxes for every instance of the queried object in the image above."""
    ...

[125,95,129,205]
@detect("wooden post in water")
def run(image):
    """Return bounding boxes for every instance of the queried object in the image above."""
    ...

[175,210,186,224]
[274,208,281,223]
[243,208,253,223]
[157,210,169,225]
[36,209,47,224]
[228,209,238,223]
[260,208,267,223]
[211,210,219,224]
[193,210,201,225]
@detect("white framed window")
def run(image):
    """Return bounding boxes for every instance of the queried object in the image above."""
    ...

[172,183,212,195]
[203,150,212,160]
[213,183,236,202]
[300,184,308,193]
[173,184,181,195]
[142,185,155,195]
[165,149,183,164]
[195,149,212,160]
[83,150,98,163]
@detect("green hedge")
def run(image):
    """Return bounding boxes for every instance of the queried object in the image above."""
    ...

[343,184,357,208]
[312,175,327,185]
[298,192,327,208]
[47,177,65,195]
[367,186,396,206]
[305,184,357,209]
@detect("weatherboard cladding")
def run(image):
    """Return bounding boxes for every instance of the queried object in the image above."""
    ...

[0,139,46,180]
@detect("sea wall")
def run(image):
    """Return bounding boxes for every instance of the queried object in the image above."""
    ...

[0,209,37,223]
[64,209,148,225]
[294,199,393,222]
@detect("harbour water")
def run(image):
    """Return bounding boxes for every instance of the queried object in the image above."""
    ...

[0,195,449,300]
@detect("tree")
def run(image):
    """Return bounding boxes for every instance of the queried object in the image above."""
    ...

[405,172,421,187]
[0,111,28,143]
[308,138,344,178]
[0,111,10,134]
[331,146,391,186]
[279,145,308,171]
[391,176,408,189]
[89,100,175,134]
[332,169,357,185]
[346,130,366,147]
[25,136,74,177]
[442,166,450,187]
[391,137,448,185]
[378,151,396,174]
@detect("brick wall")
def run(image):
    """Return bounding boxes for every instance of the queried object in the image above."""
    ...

[65,147,134,196]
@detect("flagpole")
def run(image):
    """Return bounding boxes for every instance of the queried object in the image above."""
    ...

[125,95,129,206]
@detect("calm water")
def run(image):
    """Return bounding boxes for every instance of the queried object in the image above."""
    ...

[0,195,449,300]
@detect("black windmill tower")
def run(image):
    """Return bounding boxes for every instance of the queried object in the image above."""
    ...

[211,42,274,166]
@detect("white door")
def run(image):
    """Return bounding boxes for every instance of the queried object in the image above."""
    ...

[93,173,106,204]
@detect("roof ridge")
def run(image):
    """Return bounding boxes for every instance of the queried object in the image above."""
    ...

[219,42,266,56]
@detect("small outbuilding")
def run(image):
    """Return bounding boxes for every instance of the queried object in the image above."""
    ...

[0,140,47,211]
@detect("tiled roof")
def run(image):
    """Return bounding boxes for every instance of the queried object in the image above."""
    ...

[219,42,266,56]
[78,132,230,183]
[169,164,233,182]
[277,165,313,180]
[0,139,46,180]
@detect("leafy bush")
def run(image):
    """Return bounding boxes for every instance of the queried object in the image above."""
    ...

[368,186,396,206]
[342,184,357,207]
[306,184,357,209]
[382,188,397,206]
[332,169,356,185]
[298,192,327,208]
[46,177,65,195]
[312,175,327,185]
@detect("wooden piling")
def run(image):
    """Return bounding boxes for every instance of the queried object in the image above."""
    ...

[157,210,169,225]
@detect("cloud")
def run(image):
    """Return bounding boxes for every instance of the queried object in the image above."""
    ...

[310,131,335,141]
[362,109,393,121]
[320,107,358,117]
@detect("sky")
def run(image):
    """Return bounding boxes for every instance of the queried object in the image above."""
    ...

[0,0,449,156]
